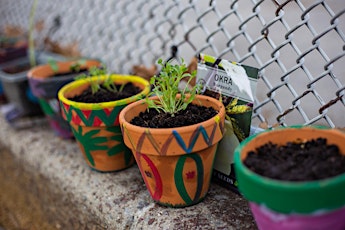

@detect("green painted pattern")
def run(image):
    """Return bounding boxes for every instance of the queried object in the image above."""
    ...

[71,126,108,166]
[106,126,132,165]
[39,99,55,116]
[174,154,204,205]
[61,101,126,127]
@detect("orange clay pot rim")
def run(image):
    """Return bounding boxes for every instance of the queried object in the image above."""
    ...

[120,94,225,133]
[58,74,151,110]
[27,60,101,80]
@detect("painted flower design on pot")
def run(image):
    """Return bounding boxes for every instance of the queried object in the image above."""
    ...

[58,67,150,172]
[119,59,226,207]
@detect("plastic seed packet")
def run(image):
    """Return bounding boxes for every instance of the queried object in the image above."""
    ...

[197,53,259,194]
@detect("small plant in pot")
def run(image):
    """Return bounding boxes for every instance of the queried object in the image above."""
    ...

[234,126,345,230]
[58,66,150,172]
[28,59,101,138]
[119,59,226,207]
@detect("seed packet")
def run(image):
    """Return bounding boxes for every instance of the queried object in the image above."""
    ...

[197,53,259,194]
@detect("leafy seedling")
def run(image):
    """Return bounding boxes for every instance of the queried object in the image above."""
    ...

[75,65,125,94]
[69,59,86,73]
[48,59,87,74]
[48,59,59,73]
[146,58,201,116]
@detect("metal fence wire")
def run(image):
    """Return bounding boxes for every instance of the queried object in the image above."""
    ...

[0,0,344,128]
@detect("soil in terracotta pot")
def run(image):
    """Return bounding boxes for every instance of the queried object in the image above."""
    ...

[52,68,88,78]
[130,104,218,128]
[68,83,141,103]
[244,137,345,181]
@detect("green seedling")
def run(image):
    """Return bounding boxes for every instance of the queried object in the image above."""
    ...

[48,59,87,74]
[69,59,86,73]
[75,65,124,94]
[48,59,59,73]
[146,58,201,116]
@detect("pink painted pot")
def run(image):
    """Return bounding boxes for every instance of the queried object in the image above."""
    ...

[234,126,345,230]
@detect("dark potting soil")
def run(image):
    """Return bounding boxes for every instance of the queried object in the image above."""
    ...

[244,138,345,182]
[130,104,218,128]
[52,68,88,78]
[68,82,141,103]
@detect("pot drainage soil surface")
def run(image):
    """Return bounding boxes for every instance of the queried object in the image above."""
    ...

[68,82,141,103]
[130,104,217,128]
[244,137,345,181]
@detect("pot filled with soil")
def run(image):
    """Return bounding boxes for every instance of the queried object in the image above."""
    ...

[28,60,101,138]
[58,72,150,172]
[119,59,226,207]
[234,126,345,230]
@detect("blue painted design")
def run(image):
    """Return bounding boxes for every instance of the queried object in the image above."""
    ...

[172,126,213,153]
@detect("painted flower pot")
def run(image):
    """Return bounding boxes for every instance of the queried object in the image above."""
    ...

[234,126,345,230]
[28,60,101,139]
[119,95,226,207]
[58,75,150,172]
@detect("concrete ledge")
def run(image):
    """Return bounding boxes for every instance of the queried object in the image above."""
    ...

[0,114,256,229]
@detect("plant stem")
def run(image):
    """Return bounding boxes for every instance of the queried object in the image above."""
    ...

[29,0,38,67]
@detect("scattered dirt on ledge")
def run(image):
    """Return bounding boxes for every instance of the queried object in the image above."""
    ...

[0,146,57,230]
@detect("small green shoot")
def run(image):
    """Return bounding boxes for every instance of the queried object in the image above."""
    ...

[146,58,201,116]
[75,65,123,94]
[69,59,87,73]
[48,59,59,73]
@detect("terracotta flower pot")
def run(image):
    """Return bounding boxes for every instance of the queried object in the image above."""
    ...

[58,75,150,172]
[28,60,101,139]
[234,126,345,230]
[119,94,226,207]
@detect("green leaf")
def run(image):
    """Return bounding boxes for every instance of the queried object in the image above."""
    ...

[146,58,199,116]
[48,59,59,73]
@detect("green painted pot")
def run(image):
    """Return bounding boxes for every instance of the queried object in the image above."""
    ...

[234,126,345,229]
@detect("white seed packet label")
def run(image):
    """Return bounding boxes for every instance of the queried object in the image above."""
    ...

[197,53,259,192]
[197,59,258,103]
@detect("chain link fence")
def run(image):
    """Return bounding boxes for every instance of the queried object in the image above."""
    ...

[0,0,344,128]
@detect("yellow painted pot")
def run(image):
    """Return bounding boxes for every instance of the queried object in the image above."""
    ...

[58,75,150,172]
